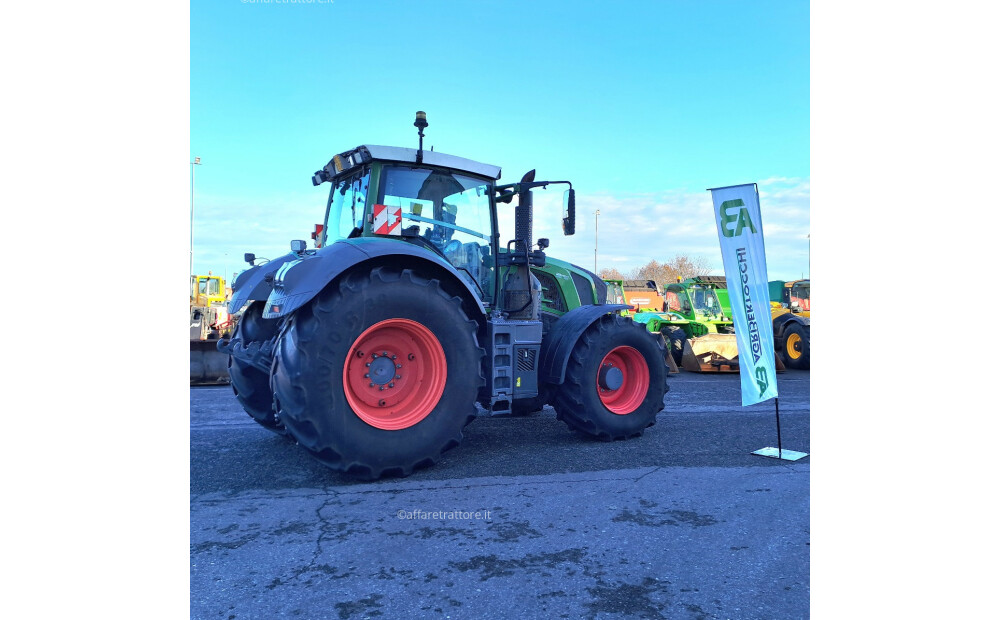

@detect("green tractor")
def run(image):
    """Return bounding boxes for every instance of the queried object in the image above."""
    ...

[603,278,627,306]
[623,276,736,370]
[220,113,667,479]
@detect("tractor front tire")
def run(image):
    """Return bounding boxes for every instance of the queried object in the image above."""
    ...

[228,301,284,434]
[272,267,484,479]
[781,323,810,370]
[552,314,667,441]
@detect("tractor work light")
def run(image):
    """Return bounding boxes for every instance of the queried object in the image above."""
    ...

[315,148,374,185]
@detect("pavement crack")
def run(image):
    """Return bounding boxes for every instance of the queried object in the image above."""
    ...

[634,466,662,482]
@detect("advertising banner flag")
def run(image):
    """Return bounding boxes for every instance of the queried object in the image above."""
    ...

[709,183,778,406]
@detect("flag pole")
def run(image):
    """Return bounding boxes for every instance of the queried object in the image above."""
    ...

[775,398,782,459]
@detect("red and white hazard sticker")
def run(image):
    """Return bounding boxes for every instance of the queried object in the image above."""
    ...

[373,204,402,235]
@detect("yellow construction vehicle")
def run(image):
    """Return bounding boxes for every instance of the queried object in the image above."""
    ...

[769,279,809,369]
[191,273,236,384]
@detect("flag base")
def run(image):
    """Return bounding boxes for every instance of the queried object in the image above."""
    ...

[752,447,809,461]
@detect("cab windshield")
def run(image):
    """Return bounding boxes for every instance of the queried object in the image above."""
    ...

[324,169,371,243]
[689,285,722,317]
[790,282,810,311]
[379,165,495,300]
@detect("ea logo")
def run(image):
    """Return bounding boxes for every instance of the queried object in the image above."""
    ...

[755,366,769,397]
[719,199,758,238]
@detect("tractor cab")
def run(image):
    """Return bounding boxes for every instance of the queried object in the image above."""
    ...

[314,144,500,306]
[604,279,626,305]
[785,279,810,313]
[665,276,729,322]
[310,129,576,321]
[191,274,226,307]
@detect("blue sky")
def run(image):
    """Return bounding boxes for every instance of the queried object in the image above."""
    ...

[191,0,809,281]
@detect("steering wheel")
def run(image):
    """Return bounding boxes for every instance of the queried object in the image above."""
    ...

[443,239,462,256]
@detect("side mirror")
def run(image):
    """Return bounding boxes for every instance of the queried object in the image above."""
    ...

[537,238,550,250]
[562,189,576,235]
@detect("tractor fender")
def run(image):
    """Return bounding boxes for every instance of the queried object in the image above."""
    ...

[260,238,487,319]
[772,312,810,340]
[227,254,298,314]
[539,304,632,385]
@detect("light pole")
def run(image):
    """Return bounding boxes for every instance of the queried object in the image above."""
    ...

[190,157,201,275]
[594,209,600,273]
[807,233,810,279]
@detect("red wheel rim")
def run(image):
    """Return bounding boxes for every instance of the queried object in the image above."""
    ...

[343,319,447,430]
[596,346,649,415]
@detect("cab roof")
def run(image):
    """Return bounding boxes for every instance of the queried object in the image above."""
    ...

[363,145,502,180]
[313,145,502,186]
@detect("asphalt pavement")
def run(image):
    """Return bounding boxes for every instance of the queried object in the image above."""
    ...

[191,369,810,619]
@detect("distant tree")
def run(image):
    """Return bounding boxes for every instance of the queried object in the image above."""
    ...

[628,260,672,285]
[667,255,714,282]
[598,254,712,285]
[605,255,715,286]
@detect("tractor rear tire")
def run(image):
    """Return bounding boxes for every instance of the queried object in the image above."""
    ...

[228,301,285,434]
[781,323,810,370]
[272,267,485,479]
[552,314,667,441]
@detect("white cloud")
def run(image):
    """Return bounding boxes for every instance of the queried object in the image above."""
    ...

[191,190,324,280]
[515,180,810,281]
